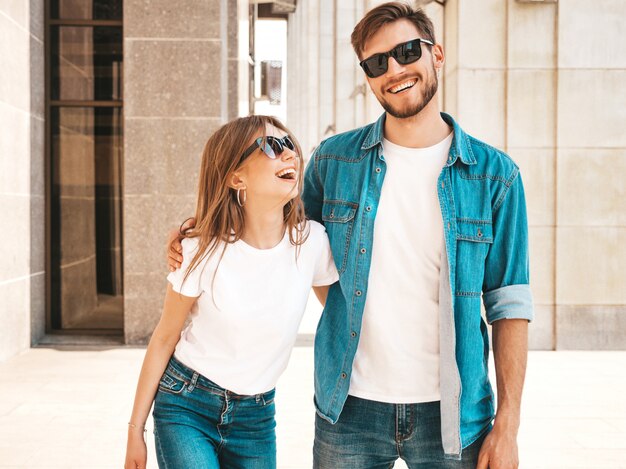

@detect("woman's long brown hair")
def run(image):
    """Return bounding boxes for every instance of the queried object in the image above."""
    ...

[182,115,308,286]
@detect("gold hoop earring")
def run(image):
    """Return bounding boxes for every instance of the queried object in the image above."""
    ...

[236,188,247,207]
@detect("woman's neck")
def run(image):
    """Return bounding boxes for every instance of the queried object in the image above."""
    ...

[240,206,285,249]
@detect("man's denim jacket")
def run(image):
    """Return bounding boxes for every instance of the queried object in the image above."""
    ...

[302,112,534,459]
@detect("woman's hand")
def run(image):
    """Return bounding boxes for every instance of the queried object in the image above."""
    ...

[124,428,148,469]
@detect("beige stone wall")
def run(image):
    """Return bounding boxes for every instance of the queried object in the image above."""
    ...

[553,0,626,349]
[0,1,45,361]
[444,0,626,349]
[123,0,239,344]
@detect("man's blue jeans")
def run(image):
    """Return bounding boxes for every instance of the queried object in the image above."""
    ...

[313,396,487,468]
[152,355,277,469]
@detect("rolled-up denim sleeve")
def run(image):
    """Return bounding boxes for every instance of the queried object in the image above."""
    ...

[482,171,534,324]
[302,147,324,224]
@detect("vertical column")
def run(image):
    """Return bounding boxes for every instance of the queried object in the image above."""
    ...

[451,0,507,149]
[334,0,358,134]
[506,0,557,350]
[554,0,626,349]
[123,0,236,344]
[0,0,45,360]
[318,0,335,144]
[445,1,557,349]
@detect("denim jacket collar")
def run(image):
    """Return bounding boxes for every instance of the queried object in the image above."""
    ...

[361,112,477,167]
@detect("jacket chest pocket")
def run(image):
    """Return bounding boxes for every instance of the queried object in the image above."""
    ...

[455,219,493,295]
[322,200,358,275]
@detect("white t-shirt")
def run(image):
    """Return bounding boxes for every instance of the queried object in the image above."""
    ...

[167,220,338,395]
[349,132,453,404]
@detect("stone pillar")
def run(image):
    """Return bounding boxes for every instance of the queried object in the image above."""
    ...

[554,0,626,349]
[123,0,239,344]
[507,0,559,350]
[0,1,45,361]
[444,0,557,350]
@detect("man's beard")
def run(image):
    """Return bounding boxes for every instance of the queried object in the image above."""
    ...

[380,71,438,119]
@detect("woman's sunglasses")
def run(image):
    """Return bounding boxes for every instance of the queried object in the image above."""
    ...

[359,38,434,79]
[240,135,296,161]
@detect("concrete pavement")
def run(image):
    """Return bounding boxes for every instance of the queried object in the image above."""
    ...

[0,348,624,468]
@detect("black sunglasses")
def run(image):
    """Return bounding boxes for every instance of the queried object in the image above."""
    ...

[359,38,434,78]
[240,135,296,161]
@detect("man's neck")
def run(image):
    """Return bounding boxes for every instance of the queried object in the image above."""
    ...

[383,99,451,149]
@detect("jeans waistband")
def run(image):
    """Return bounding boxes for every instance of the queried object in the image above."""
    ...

[168,354,275,401]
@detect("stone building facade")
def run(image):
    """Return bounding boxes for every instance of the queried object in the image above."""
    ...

[1,0,624,362]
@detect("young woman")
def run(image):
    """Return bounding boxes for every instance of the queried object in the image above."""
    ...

[124,115,338,469]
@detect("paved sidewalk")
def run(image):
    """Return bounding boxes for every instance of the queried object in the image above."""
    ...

[0,348,625,468]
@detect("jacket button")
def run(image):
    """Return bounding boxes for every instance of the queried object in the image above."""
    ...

[360,248,366,254]
[365,206,372,212]
[355,290,362,296]
[375,167,381,173]
[341,372,347,379]
[350,331,357,338]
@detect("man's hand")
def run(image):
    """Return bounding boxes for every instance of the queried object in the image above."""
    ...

[476,420,519,469]
[167,217,196,271]
[477,318,528,469]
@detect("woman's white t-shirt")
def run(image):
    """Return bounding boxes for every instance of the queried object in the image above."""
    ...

[167,220,338,395]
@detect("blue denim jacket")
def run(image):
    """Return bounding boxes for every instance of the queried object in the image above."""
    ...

[302,112,533,459]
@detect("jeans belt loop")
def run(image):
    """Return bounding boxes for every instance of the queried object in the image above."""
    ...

[188,372,199,392]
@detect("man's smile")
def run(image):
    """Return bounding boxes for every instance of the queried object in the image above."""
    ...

[387,79,417,94]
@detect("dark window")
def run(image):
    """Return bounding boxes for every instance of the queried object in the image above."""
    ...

[46,1,124,333]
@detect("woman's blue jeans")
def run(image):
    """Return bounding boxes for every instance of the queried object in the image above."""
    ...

[152,355,277,469]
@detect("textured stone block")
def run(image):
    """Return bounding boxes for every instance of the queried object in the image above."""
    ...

[29,38,44,119]
[557,149,626,226]
[124,118,219,195]
[30,116,45,197]
[0,104,30,195]
[556,305,626,350]
[0,1,28,31]
[0,13,30,112]
[124,40,222,118]
[556,227,626,305]
[29,272,46,345]
[509,149,555,227]
[529,227,555,306]
[557,70,626,148]
[508,0,556,69]
[443,0,458,73]
[0,195,32,282]
[558,0,626,69]
[507,70,556,148]
[124,272,168,344]
[123,194,196,275]
[456,69,506,148]
[125,0,221,39]
[529,305,554,351]
[0,278,31,361]
[458,0,506,69]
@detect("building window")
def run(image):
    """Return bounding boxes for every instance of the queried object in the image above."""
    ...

[46,0,124,333]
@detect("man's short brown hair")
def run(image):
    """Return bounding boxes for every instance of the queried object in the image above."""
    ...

[351,2,436,60]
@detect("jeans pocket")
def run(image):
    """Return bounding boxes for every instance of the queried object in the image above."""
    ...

[158,367,187,395]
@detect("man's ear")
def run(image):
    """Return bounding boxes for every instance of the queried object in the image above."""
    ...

[227,172,246,190]
[432,43,445,72]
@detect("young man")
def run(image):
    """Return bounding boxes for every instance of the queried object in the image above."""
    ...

[169,3,532,468]
[303,4,532,468]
